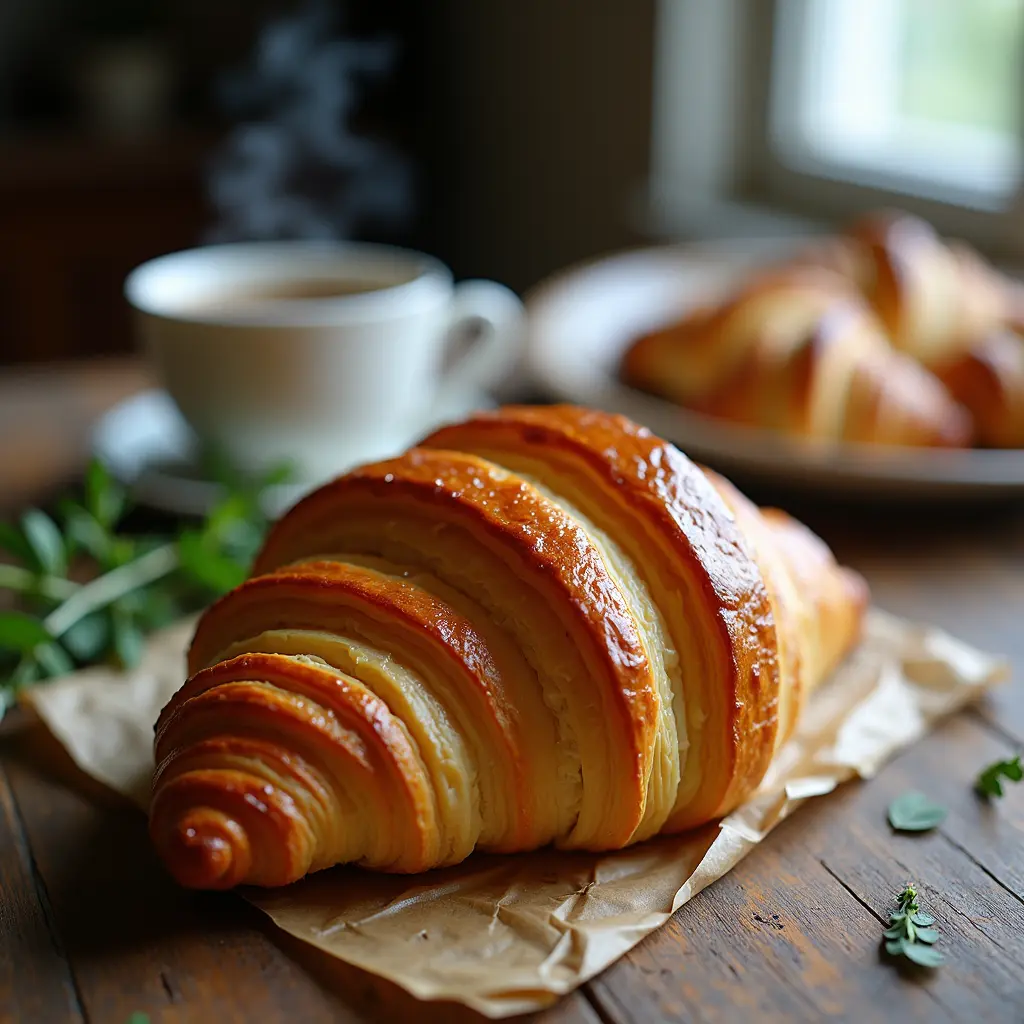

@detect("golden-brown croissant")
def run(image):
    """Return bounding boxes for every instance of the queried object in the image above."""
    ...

[836,211,1010,369]
[936,325,1024,448]
[813,212,1024,446]
[622,269,972,447]
[150,405,868,889]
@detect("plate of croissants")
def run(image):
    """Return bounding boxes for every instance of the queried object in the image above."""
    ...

[526,211,1024,497]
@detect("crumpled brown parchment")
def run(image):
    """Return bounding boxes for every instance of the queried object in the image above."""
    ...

[26,610,1006,1018]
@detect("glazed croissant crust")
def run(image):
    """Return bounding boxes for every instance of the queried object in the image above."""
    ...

[151,405,868,889]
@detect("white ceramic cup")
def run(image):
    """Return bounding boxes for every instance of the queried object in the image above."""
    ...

[125,242,524,483]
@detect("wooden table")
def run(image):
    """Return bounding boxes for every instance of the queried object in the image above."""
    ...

[2,363,1023,1024]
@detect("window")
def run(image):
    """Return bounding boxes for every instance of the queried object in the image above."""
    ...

[648,0,1024,256]
[771,0,1024,208]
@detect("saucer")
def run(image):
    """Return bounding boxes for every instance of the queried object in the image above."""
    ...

[92,388,496,519]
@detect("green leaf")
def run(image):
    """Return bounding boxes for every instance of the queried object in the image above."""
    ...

[976,755,1024,799]
[85,459,126,529]
[259,460,295,489]
[108,535,140,570]
[883,885,944,969]
[21,509,66,577]
[3,657,42,703]
[888,791,948,832]
[205,493,252,534]
[134,587,184,632]
[900,940,944,968]
[125,1013,151,1024]
[112,612,145,670]
[1,654,41,717]
[202,497,264,563]
[111,588,147,616]
[62,613,112,663]
[0,611,53,653]
[0,521,33,564]
[0,448,280,713]
[34,642,75,678]
[178,531,247,594]
[61,503,111,563]
[9,657,41,686]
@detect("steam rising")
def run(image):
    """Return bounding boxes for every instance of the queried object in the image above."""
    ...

[206,0,414,242]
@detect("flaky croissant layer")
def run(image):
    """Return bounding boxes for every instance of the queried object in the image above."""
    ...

[151,405,867,889]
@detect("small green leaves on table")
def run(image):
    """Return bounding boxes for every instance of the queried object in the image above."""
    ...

[177,530,249,594]
[975,755,1023,799]
[86,458,127,530]
[0,610,53,653]
[883,884,944,968]
[887,791,947,832]
[0,520,35,564]
[20,508,67,577]
[0,455,290,717]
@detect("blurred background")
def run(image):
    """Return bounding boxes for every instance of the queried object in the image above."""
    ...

[0,0,1019,368]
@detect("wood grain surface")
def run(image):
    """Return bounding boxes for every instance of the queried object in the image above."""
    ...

[1,364,1023,1024]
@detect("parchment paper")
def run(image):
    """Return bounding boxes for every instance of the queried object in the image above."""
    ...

[26,610,1006,1017]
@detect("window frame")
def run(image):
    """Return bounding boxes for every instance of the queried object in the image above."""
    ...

[645,0,1024,264]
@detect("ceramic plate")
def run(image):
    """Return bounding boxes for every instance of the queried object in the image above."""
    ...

[525,243,1024,499]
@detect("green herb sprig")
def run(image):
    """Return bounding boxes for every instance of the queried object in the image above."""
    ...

[975,755,1023,799]
[882,884,943,967]
[0,457,289,718]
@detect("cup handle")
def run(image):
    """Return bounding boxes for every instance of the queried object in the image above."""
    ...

[430,280,525,412]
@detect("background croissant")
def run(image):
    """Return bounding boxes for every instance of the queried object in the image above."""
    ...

[834,212,1024,449]
[938,322,1024,449]
[624,210,1024,448]
[150,406,867,889]
[622,268,973,447]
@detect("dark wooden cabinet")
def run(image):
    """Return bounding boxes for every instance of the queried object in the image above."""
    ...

[0,133,210,366]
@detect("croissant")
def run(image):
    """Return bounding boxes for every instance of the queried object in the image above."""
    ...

[936,325,1024,448]
[150,405,868,889]
[836,211,1010,369]
[815,212,1024,446]
[622,269,973,447]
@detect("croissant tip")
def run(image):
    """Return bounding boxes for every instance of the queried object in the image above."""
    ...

[157,808,252,890]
